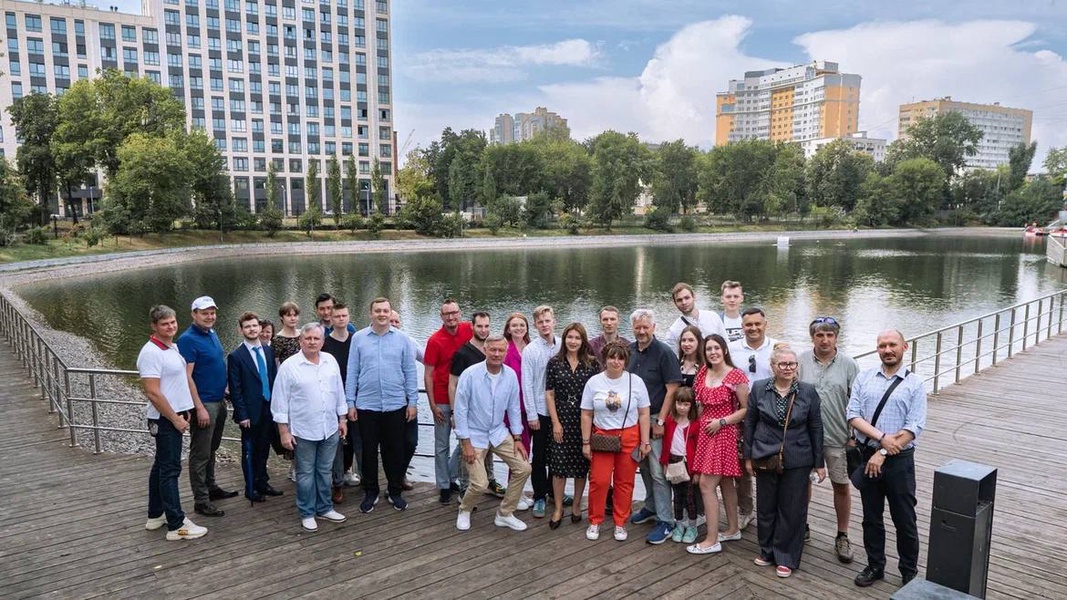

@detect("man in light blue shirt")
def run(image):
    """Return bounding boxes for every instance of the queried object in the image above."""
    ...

[345,297,418,513]
[846,330,927,588]
[454,335,531,532]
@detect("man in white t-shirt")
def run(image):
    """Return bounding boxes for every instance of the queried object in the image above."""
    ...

[719,281,745,343]
[138,305,208,541]
[727,306,779,531]
[664,282,727,350]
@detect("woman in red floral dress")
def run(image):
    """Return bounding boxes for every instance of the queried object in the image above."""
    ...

[686,333,751,555]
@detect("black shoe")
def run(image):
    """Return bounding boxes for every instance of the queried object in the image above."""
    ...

[804,523,811,542]
[854,566,885,587]
[360,492,380,513]
[449,482,461,493]
[209,487,238,501]
[439,489,452,504]
[257,485,284,497]
[246,491,264,504]
[194,502,225,517]
[901,572,917,586]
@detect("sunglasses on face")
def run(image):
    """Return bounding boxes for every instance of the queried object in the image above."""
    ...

[748,354,756,373]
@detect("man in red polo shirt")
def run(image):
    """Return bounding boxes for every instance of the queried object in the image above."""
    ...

[425,298,472,504]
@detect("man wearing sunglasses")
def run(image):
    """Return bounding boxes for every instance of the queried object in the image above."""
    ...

[798,316,860,563]
[728,307,778,530]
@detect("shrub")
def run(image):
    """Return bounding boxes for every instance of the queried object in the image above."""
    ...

[678,215,698,232]
[434,212,465,238]
[82,227,107,247]
[644,207,673,232]
[24,226,48,245]
[258,204,283,237]
[0,226,17,247]
[558,212,580,235]
[341,213,364,233]
[396,195,443,235]
[366,211,386,239]
[485,213,503,235]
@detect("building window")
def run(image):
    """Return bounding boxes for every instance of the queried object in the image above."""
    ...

[51,18,68,34]
[27,38,45,54]
[25,14,43,32]
[8,60,20,76]
[143,28,159,43]
[164,11,180,26]
[376,0,387,13]
[121,25,136,41]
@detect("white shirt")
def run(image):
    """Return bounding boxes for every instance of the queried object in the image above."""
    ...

[581,371,650,430]
[722,314,744,343]
[664,309,728,350]
[271,351,347,441]
[137,338,194,419]
[521,334,561,418]
[729,336,779,384]
[670,421,690,456]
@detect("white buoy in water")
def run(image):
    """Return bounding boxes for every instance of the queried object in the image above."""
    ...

[776,236,790,248]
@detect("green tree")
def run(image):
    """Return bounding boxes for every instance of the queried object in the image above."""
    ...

[327,155,343,226]
[1043,146,1067,187]
[92,70,186,178]
[482,143,543,197]
[0,158,34,234]
[888,112,983,179]
[346,152,361,214]
[587,131,650,229]
[397,195,443,235]
[768,143,807,216]
[181,129,236,232]
[396,148,434,204]
[532,138,592,213]
[805,139,874,211]
[891,157,945,224]
[521,190,553,229]
[1006,142,1037,193]
[854,172,901,226]
[991,176,1063,226]
[697,140,780,221]
[371,158,388,214]
[104,133,191,233]
[651,140,699,215]
[305,159,321,215]
[7,93,58,220]
[951,169,1002,216]
[434,128,486,211]
[259,161,283,236]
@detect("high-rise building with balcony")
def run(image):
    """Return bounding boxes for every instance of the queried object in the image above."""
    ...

[897,97,1032,170]
[715,61,861,147]
[0,0,394,216]
[490,106,567,144]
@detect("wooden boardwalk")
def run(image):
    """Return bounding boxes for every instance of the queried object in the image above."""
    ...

[2,337,1066,599]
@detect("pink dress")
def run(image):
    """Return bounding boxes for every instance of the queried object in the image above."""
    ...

[691,366,748,477]
[504,341,532,453]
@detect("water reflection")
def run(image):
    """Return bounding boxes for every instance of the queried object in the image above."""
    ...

[18,236,1064,369]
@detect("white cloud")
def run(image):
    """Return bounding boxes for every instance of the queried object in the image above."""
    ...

[794,20,1067,167]
[407,39,602,83]
[537,16,784,145]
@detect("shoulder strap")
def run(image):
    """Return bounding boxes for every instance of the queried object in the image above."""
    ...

[621,373,634,429]
[870,371,907,428]
[777,390,797,458]
[679,315,693,327]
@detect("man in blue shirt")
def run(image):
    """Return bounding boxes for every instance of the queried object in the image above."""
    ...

[178,296,236,517]
[454,335,530,532]
[847,330,927,588]
[345,297,418,514]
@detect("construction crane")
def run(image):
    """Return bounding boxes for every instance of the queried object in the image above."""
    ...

[399,128,415,156]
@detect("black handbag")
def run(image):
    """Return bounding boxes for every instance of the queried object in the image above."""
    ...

[589,374,632,453]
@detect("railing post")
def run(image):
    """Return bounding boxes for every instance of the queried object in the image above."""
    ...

[910,339,918,374]
[67,374,78,447]
[992,314,1001,366]
[974,320,983,375]
[933,332,943,393]
[1059,292,1065,335]
[90,373,102,454]
[1022,304,1030,351]
[955,325,964,384]
[63,367,72,429]
[1008,308,1017,358]
[1046,297,1054,341]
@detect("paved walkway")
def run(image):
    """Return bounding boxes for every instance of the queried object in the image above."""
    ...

[2,336,1065,599]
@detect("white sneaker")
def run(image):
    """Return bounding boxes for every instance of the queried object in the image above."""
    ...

[456,510,472,531]
[739,511,755,530]
[165,518,207,540]
[317,510,346,523]
[494,512,528,531]
[695,514,707,527]
[288,464,296,482]
[585,524,600,540]
[614,526,628,541]
[145,514,167,531]
[515,496,533,511]
[344,471,361,486]
[301,517,318,531]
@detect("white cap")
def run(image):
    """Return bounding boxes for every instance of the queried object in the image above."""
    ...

[191,296,218,311]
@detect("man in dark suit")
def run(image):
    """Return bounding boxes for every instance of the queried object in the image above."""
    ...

[228,311,284,502]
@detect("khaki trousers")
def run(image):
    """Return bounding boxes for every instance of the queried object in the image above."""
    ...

[458,437,531,516]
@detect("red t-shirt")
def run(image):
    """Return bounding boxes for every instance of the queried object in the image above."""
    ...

[424,322,473,405]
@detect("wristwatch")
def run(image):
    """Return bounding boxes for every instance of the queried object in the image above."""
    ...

[656,418,665,427]
[719,418,727,427]
[878,448,889,457]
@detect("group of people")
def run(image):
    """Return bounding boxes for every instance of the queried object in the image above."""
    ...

[139,280,927,588]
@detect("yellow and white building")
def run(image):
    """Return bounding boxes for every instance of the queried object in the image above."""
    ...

[897,97,1032,170]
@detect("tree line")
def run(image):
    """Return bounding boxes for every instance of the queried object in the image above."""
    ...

[398,111,1065,232]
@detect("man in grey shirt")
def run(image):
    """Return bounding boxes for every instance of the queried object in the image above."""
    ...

[798,316,859,563]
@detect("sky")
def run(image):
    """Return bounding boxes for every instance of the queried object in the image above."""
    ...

[112,0,1067,167]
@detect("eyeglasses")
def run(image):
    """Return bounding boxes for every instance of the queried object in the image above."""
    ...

[776,362,798,369]
[748,354,756,373]
[811,316,839,326]
[441,311,460,317]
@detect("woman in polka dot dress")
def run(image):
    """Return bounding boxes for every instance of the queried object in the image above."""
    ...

[687,333,750,554]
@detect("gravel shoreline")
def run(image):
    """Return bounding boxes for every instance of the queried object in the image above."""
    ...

[0,227,1020,457]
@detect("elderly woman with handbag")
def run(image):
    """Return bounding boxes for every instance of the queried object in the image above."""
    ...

[743,344,826,578]
[580,342,651,542]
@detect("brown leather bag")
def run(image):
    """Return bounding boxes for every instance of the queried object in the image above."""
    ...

[753,391,795,475]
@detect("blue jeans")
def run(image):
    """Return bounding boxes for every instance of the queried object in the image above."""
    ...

[148,417,185,530]
[433,405,459,490]
[294,433,339,518]
[638,438,674,524]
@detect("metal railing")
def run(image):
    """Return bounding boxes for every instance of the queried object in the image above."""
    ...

[3,288,1067,452]
[853,289,1067,394]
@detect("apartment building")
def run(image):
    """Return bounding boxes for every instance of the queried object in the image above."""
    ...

[800,131,887,162]
[898,97,1032,170]
[0,0,394,216]
[490,106,567,144]
[715,60,861,147]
